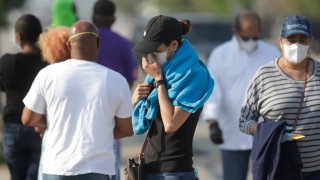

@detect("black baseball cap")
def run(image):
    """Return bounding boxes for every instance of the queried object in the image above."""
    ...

[133,15,182,54]
[281,15,312,38]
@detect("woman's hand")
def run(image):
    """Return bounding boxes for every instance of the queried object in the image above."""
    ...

[132,83,152,106]
[142,54,163,81]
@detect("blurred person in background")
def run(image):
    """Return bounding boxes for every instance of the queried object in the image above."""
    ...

[22,20,133,180]
[132,15,214,180]
[240,15,320,180]
[202,10,280,180]
[51,0,77,28]
[36,26,70,180]
[0,14,46,180]
[92,0,138,88]
[92,1,138,179]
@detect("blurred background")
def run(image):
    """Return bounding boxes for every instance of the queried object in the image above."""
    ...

[0,0,320,179]
[1,0,320,61]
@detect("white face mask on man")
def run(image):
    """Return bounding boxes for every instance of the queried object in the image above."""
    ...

[237,36,258,53]
[282,43,309,64]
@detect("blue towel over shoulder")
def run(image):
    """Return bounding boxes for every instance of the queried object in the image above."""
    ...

[132,39,214,135]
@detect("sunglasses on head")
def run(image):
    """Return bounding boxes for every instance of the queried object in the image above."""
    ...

[240,36,260,41]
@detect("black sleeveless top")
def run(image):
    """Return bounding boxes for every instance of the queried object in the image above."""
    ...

[144,107,202,173]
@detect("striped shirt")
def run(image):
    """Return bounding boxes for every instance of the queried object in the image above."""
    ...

[240,58,320,173]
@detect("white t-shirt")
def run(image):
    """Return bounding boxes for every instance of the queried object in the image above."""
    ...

[202,36,280,150]
[23,59,133,175]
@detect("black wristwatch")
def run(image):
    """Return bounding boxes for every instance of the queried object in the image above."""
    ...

[154,79,165,88]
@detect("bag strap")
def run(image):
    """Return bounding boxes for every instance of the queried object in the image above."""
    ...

[293,59,309,130]
[139,120,153,159]
[139,80,156,159]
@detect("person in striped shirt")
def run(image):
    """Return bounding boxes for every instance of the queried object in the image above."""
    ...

[239,15,320,180]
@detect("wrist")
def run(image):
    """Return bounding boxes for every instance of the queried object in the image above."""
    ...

[154,74,163,81]
[249,123,257,135]
[154,79,165,88]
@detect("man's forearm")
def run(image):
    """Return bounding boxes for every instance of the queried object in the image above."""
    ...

[22,107,46,127]
[113,117,133,139]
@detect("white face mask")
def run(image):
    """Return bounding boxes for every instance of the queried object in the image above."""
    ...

[282,43,309,64]
[154,47,168,65]
[238,37,258,53]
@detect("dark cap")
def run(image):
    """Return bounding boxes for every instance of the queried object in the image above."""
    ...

[281,15,312,38]
[133,15,182,54]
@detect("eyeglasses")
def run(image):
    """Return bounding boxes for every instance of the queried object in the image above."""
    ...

[240,36,260,41]
[66,32,100,44]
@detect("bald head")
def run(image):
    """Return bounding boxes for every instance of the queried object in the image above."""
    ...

[234,10,261,37]
[67,20,100,61]
[69,20,98,37]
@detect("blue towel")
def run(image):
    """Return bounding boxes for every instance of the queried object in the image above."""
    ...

[133,39,214,135]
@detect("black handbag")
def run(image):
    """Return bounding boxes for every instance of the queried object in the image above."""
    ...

[123,122,152,180]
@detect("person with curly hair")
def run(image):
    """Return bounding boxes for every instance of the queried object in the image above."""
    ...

[38,26,70,64]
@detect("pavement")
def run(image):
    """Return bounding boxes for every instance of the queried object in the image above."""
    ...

[0,122,232,180]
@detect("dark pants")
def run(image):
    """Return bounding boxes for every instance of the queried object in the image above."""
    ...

[144,172,196,180]
[43,173,111,180]
[302,170,320,180]
[221,149,251,180]
[2,123,42,180]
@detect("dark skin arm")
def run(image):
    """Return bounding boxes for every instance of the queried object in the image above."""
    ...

[114,116,133,139]
[22,106,134,138]
[21,107,47,137]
